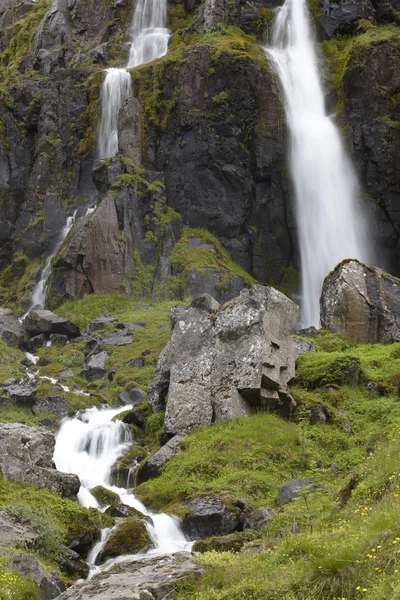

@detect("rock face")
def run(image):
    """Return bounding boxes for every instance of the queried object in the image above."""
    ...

[57,552,203,600]
[149,285,298,436]
[24,310,80,339]
[0,423,80,498]
[320,260,400,343]
[0,307,23,347]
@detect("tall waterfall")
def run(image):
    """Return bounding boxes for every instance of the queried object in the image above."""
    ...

[98,0,170,159]
[267,0,369,326]
[54,406,190,572]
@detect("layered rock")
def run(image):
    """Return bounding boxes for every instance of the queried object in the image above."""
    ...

[0,423,80,498]
[320,260,400,343]
[149,285,298,436]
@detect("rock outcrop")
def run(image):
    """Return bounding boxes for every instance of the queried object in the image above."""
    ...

[0,307,23,347]
[24,309,80,339]
[0,423,80,498]
[320,260,400,343]
[149,285,299,436]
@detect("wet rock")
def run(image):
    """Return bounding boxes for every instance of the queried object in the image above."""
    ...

[84,351,108,380]
[136,436,184,484]
[275,478,324,506]
[24,310,80,339]
[90,485,120,508]
[0,307,23,347]
[295,338,316,357]
[6,553,65,600]
[118,387,144,405]
[101,518,153,561]
[321,260,400,343]
[319,0,375,39]
[105,504,146,519]
[56,552,203,599]
[122,405,147,427]
[87,316,116,334]
[181,495,241,539]
[55,546,89,579]
[243,508,277,531]
[149,285,299,435]
[0,423,80,499]
[110,445,147,486]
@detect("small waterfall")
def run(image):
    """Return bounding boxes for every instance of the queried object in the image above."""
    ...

[22,210,77,318]
[266,0,369,326]
[53,405,191,574]
[97,0,170,159]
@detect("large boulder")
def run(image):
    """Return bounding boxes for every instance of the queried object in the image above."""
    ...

[0,423,80,499]
[24,310,80,339]
[181,495,242,540]
[320,260,400,343]
[6,553,65,600]
[101,518,152,561]
[0,307,23,347]
[136,436,184,484]
[149,285,299,436]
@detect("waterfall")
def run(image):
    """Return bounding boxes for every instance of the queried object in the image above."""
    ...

[266,0,369,326]
[22,210,77,318]
[53,406,191,573]
[97,0,170,159]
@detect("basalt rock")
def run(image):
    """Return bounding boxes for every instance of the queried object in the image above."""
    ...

[181,495,242,539]
[320,260,400,343]
[149,285,298,436]
[0,423,80,498]
[24,310,80,339]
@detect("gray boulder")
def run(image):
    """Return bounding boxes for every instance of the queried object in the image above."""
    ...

[33,395,69,420]
[24,310,80,339]
[5,382,37,406]
[295,338,316,357]
[137,436,184,484]
[149,285,299,436]
[118,387,144,405]
[87,316,116,334]
[84,351,108,380]
[320,260,400,343]
[275,478,324,506]
[0,307,23,347]
[0,423,80,499]
[181,495,241,540]
[6,553,65,600]
[100,332,133,346]
[243,508,276,531]
[0,510,38,548]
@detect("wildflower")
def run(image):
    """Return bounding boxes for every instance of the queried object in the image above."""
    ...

[356,586,361,591]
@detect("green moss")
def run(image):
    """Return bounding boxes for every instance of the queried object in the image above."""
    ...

[192,531,258,554]
[101,518,150,560]
[76,70,105,156]
[90,486,120,507]
[296,353,361,388]
[0,252,40,313]
[110,444,147,485]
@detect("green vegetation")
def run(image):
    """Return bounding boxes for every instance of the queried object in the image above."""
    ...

[76,70,105,156]
[0,253,40,313]
[101,517,150,560]
[165,226,255,298]
[90,485,120,507]
[0,567,40,600]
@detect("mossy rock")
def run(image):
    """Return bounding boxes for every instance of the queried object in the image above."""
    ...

[105,503,146,519]
[110,445,148,486]
[101,518,152,560]
[296,354,361,389]
[192,531,257,554]
[90,486,120,508]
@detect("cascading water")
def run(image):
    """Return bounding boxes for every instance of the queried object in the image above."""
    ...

[266,0,369,326]
[22,211,77,318]
[54,405,191,574]
[98,0,170,159]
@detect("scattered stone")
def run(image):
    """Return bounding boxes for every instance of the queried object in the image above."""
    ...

[2,378,19,386]
[25,334,48,352]
[90,485,120,508]
[24,310,80,339]
[117,322,145,331]
[126,357,145,369]
[56,552,203,600]
[118,387,144,405]
[149,285,299,435]
[181,495,241,539]
[309,405,330,425]
[84,339,101,358]
[295,338,316,357]
[84,351,108,381]
[101,518,152,561]
[0,423,80,499]
[33,396,69,420]
[100,332,133,347]
[243,508,276,531]
[136,436,184,484]
[59,368,73,379]
[275,478,325,506]
[0,307,23,347]
[6,553,65,600]
[6,382,37,406]
[320,260,400,343]
[87,316,116,335]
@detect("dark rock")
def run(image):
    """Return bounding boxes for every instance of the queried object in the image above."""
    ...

[118,96,142,163]
[49,333,68,345]
[136,436,184,484]
[6,553,65,600]
[319,0,375,39]
[185,268,247,305]
[118,322,145,331]
[309,405,330,425]
[149,285,299,435]
[55,546,89,579]
[181,495,241,539]
[87,316,116,335]
[275,478,324,506]
[84,351,108,380]
[243,508,276,531]
[126,357,145,369]
[105,504,146,519]
[84,339,101,358]
[118,387,144,405]
[0,423,80,499]
[122,406,147,427]
[0,307,23,347]
[24,310,80,339]
[25,334,48,351]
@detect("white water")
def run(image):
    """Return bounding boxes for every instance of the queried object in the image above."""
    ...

[266,0,369,326]
[54,405,191,572]
[22,211,77,319]
[97,0,170,158]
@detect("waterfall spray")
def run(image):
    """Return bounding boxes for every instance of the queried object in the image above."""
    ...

[267,0,369,326]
